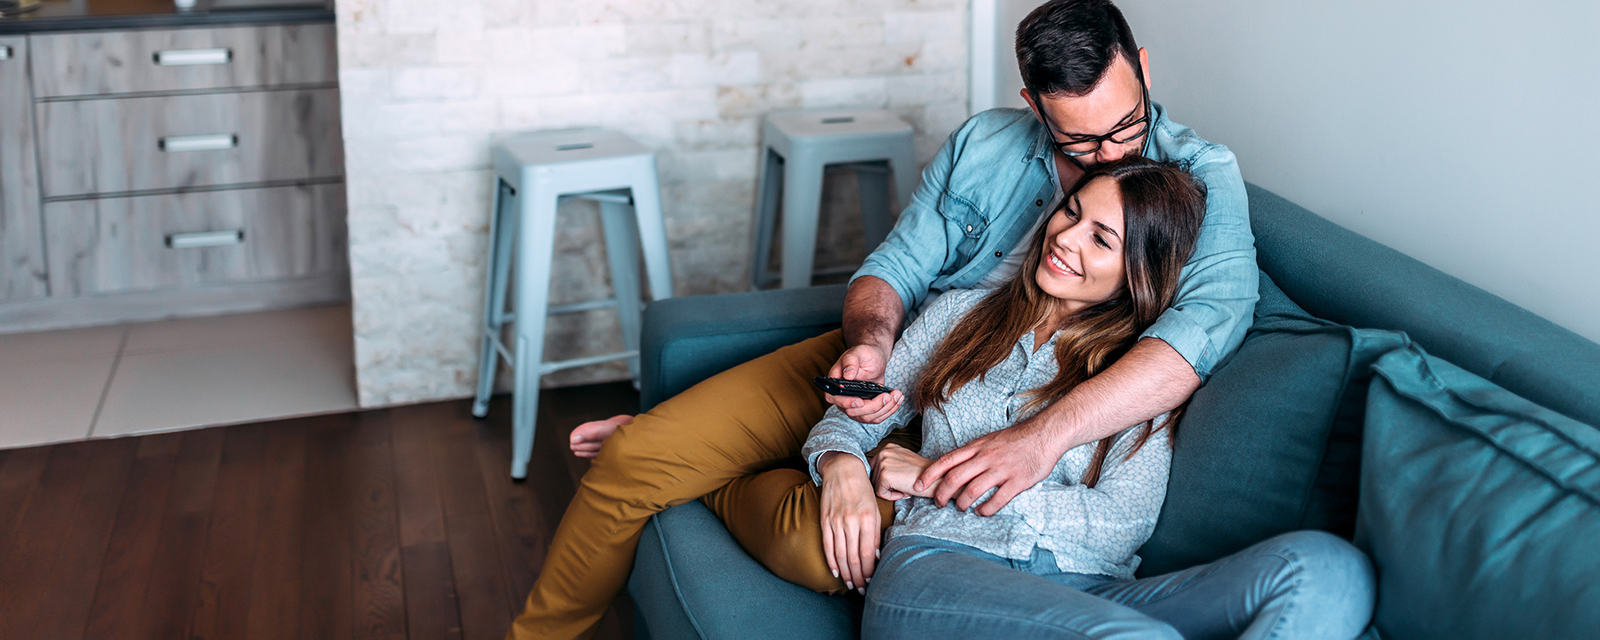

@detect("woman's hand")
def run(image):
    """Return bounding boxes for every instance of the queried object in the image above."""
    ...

[871,444,938,500]
[818,451,880,594]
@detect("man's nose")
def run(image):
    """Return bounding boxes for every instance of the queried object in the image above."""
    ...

[1096,143,1131,164]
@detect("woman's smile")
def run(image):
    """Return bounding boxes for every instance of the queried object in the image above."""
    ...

[1046,250,1081,277]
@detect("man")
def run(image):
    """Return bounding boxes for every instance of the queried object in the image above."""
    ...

[512,1,1257,637]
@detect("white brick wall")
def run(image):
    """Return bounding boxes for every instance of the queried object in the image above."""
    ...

[337,0,973,407]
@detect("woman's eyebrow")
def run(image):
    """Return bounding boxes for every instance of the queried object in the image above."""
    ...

[1092,220,1122,242]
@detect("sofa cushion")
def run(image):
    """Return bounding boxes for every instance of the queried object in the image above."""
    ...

[1359,346,1600,639]
[628,501,856,640]
[1136,272,1407,576]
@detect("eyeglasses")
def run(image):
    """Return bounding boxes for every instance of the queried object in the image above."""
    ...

[1033,80,1150,158]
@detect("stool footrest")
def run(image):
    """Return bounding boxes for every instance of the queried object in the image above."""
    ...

[549,299,622,315]
[539,350,640,374]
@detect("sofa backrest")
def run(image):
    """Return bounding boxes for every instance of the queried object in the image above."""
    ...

[1247,183,1600,428]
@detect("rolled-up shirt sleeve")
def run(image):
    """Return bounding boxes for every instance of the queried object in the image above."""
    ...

[1141,145,1258,380]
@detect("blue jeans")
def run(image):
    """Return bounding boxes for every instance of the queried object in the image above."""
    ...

[862,531,1374,639]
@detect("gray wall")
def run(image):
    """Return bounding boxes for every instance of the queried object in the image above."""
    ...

[993,0,1600,342]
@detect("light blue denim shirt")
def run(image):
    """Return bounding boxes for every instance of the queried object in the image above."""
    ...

[853,105,1258,380]
[803,289,1172,579]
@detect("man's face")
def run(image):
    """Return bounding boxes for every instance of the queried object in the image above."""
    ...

[1023,49,1151,169]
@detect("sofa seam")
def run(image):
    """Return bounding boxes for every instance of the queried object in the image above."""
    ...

[646,512,710,640]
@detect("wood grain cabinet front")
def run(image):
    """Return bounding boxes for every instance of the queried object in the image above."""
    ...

[28,23,337,99]
[36,87,343,198]
[44,184,348,297]
[0,35,48,304]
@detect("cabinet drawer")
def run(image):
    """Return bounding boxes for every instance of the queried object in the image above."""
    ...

[37,88,343,197]
[28,24,337,99]
[44,183,347,296]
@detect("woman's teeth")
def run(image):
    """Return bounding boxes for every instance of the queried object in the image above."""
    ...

[1049,253,1078,276]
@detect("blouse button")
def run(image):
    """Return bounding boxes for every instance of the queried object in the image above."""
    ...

[1035,199,1044,206]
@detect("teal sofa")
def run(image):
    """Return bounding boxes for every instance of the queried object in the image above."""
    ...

[626,184,1600,639]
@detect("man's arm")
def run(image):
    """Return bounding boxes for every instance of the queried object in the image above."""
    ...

[917,338,1196,515]
[824,276,910,422]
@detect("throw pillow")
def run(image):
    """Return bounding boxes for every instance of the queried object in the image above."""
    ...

[1359,345,1600,639]
[1136,272,1407,576]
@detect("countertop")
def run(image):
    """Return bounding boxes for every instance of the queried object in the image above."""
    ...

[0,0,332,34]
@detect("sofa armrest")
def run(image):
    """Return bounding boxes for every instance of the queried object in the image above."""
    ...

[639,284,847,412]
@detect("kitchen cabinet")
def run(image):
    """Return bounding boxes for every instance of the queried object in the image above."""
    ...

[0,21,347,333]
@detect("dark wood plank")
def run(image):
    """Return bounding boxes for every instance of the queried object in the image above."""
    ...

[190,424,270,640]
[0,440,100,637]
[81,433,186,640]
[390,403,463,639]
[244,419,309,640]
[348,411,406,638]
[134,428,227,639]
[0,445,53,565]
[470,397,557,615]
[23,437,141,640]
[427,402,515,640]
[400,541,463,640]
[299,414,357,640]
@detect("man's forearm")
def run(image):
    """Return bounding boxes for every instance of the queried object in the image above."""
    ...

[841,276,905,352]
[1030,337,1201,452]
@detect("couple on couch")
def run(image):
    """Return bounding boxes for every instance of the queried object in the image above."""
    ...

[512,1,1375,638]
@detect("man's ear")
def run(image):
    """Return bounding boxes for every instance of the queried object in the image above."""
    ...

[1020,88,1043,122]
[1138,47,1152,90]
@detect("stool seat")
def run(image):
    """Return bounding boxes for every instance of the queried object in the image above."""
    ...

[751,109,918,290]
[476,128,673,480]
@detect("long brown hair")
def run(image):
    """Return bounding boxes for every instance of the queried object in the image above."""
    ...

[911,156,1206,487]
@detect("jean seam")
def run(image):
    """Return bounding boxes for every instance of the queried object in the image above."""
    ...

[866,599,1096,640]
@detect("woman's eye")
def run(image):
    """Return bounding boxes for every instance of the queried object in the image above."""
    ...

[1095,235,1110,248]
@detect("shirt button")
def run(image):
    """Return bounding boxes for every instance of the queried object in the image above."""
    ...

[995,251,1003,257]
[965,224,973,232]
[1035,199,1044,206]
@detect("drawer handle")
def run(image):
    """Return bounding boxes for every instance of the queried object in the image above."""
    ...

[166,230,244,249]
[0,46,12,62]
[159,134,238,153]
[152,48,232,66]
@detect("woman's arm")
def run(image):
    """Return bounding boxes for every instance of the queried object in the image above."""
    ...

[1000,419,1173,567]
[803,290,989,591]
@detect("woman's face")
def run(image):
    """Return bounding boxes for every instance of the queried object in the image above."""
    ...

[1034,177,1128,316]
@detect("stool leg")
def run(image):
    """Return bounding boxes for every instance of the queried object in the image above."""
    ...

[630,160,675,302]
[779,149,824,289]
[598,199,643,384]
[473,178,515,418]
[509,185,559,481]
[889,141,919,218]
[855,162,893,252]
[750,147,784,290]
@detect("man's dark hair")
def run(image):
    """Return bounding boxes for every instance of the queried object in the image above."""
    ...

[1016,0,1141,97]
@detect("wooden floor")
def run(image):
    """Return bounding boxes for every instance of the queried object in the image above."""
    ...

[0,382,641,640]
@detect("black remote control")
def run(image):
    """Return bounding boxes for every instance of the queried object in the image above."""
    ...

[813,376,893,398]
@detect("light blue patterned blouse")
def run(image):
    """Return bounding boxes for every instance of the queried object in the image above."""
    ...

[802,289,1172,580]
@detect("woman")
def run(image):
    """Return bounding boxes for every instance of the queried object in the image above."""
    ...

[796,156,1374,638]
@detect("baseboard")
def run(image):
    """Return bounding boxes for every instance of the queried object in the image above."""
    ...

[0,273,350,334]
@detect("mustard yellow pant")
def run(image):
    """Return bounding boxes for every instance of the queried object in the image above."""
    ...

[508,330,915,640]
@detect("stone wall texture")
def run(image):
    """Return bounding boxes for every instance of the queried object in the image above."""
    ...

[336,0,972,407]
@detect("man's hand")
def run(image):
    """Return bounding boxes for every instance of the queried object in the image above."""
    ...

[870,444,937,501]
[818,452,880,594]
[915,419,1059,516]
[823,343,905,424]
[569,414,632,458]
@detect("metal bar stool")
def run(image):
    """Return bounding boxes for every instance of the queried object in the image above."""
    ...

[473,128,674,480]
[750,109,918,290]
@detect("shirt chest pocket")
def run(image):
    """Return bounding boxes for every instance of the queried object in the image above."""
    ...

[937,192,988,271]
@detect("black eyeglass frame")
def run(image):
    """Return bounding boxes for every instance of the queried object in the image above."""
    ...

[1030,72,1152,159]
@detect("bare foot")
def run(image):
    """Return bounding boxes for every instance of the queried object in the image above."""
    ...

[570,414,633,458]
